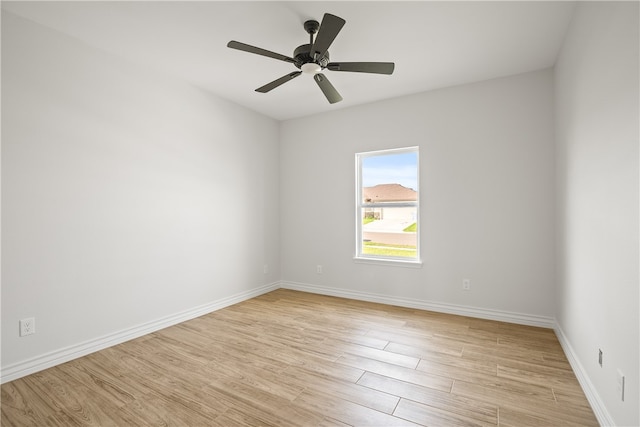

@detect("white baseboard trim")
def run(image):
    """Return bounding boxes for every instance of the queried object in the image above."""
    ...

[3,280,610,426]
[279,281,556,329]
[554,323,615,426]
[0,282,280,384]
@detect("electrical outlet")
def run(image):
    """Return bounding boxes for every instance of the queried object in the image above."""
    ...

[317,265,323,274]
[598,349,603,367]
[19,317,35,337]
[617,369,625,401]
[462,279,471,291]
[263,264,268,274]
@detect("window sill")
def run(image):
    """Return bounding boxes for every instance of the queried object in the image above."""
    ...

[353,256,423,268]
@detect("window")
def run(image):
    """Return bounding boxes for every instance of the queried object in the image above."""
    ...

[355,147,420,265]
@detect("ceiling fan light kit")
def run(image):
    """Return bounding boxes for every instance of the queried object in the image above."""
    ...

[227,13,395,104]
[301,62,322,75]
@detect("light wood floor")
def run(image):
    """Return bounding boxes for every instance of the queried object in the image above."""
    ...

[2,289,598,426]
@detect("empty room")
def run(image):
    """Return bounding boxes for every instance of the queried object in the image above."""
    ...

[1,1,638,426]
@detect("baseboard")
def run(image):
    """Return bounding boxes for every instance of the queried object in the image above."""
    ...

[279,281,556,328]
[3,280,610,426]
[554,323,615,426]
[0,282,280,384]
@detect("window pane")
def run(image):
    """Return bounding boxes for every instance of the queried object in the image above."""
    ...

[362,206,417,259]
[357,147,419,262]
[362,151,418,195]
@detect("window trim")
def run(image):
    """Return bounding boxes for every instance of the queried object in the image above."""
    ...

[354,146,421,266]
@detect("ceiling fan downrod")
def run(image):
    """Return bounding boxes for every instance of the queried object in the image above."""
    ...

[304,19,319,46]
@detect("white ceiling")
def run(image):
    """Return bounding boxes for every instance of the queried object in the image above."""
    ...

[2,1,576,121]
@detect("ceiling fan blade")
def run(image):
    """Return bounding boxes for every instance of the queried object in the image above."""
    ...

[227,41,296,64]
[255,71,302,93]
[327,62,395,75]
[314,73,343,104]
[310,14,346,59]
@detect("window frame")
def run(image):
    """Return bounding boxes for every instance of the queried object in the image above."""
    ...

[354,146,422,267]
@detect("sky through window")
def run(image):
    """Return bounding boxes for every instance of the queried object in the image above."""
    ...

[362,151,418,190]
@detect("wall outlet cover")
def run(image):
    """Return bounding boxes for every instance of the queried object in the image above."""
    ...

[19,317,36,337]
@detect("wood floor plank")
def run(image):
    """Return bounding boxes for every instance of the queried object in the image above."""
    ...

[204,379,322,427]
[416,357,498,387]
[324,334,390,350]
[284,365,399,414]
[498,403,599,427]
[552,386,596,410]
[293,389,422,427]
[451,375,557,407]
[368,328,466,357]
[211,408,284,427]
[317,416,353,427]
[279,349,365,383]
[383,340,493,375]
[394,397,492,427]
[462,342,548,365]
[336,353,454,392]
[54,360,138,407]
[341,342,421,369]
[496,362,581,391]
[43,410,83,427]
[358,371,498,425]
[1,289,598,427]
[1,380,55,427]
[117,392,220,426]
[19,368,134,426]
[541,350,575,370]
[209,412,262,427]
[450,375,597,426]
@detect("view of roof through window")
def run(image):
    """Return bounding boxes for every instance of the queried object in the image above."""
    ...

[358,148,419,261]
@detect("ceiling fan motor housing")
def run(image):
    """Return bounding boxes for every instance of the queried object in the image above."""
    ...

[293,44,330,69]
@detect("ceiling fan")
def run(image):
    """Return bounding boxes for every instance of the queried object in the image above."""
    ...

[227,13,395,104]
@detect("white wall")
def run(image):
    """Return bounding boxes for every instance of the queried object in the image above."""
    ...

[554,2,639,426]
[1,12,280,379]
[280,69,556,323]
[4,6,638,424]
